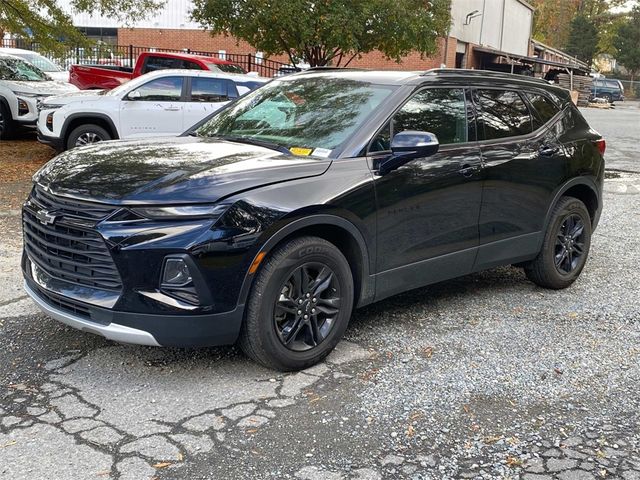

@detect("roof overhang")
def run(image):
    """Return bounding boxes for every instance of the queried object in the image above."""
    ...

[473,45,590,73]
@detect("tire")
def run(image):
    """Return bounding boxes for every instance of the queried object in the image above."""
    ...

[0,101,16,140]
[239,236,354,371]
[602,93,612,104]
[524,196,592,289]
[66,124,111,150]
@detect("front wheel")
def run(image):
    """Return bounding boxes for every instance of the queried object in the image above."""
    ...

[239,236,354,371]
[66,124,111,150]
[0,101,15,140]
[524,197,592,289]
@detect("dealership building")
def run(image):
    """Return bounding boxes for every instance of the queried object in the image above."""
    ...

[56,0,585,75]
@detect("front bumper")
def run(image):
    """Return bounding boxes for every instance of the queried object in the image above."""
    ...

[37,129,64,150]
[24,276,245,347]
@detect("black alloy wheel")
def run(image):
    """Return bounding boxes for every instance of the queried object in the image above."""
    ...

[524,196,592,289]
[239,236,354,371]
[554,214,586,274]
[274,262,341,352]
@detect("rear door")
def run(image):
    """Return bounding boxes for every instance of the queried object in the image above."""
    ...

[472,88,566,269]
[183,77,238,129]
[119,76,185,138]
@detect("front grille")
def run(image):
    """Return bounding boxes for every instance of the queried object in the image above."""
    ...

[23,192,123,291]
[35,285,91,319]
[31,186,117,222]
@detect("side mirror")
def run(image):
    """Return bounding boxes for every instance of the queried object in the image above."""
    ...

[127,90,142,100]
[379,131,439,175]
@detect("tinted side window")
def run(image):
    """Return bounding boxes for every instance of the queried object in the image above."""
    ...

[525,92,561,130]
[191,78,237,102]
[474,90,532,140]
[142,56,181,73]
[369,88,468,153]
[130,76,183,101]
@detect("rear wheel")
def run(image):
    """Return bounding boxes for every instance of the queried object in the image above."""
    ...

[0,101,16,140]
[524,197,592,289]
[602,93,612,103]
[239,236,354,371]
[67,124,111,150]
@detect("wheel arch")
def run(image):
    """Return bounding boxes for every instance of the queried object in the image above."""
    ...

[237,215,375,311]
[62,113,119,145]
[543,177,600,235]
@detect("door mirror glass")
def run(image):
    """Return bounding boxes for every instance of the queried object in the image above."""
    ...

[379,131,439,174]
[127,90,142,100]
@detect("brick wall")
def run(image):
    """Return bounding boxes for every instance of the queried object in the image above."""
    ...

[118,28,457,71]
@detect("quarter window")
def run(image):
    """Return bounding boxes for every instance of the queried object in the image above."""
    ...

[370,88,468,152]
[129,76,183,101]
[474,90,532,140]
[525,92,561,130]
[191,78,238,102]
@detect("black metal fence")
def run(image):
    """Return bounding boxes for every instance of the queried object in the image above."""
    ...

[1,38,292,77]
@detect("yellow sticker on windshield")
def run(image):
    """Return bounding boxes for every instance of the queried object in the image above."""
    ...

[290,147,313,156]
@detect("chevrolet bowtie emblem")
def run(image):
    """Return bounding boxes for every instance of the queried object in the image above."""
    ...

[36,209,58,225]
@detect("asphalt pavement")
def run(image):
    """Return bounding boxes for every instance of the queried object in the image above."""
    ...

[0,101,639,480]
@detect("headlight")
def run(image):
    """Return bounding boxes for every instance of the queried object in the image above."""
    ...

[162,258,192,286]
[132,204,230,219]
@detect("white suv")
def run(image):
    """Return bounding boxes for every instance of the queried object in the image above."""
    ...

[0,53,78,139]
[37,69,268,151]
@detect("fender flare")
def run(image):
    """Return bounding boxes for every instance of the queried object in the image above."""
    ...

[539,176,600,248]
[236,214,374,310]
[61,113,120,143]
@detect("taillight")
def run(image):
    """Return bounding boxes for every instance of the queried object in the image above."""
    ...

[594,138,606,156]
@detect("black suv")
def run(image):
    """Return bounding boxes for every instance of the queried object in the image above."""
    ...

[22,69,605,370]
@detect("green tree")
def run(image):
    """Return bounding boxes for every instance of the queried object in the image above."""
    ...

[614,5,640,81]
[565,13,599,65]
[191,0,452,67]
[0,0,163,52]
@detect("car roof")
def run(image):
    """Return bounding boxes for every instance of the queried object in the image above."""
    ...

[142,51,239,65]
[290,67,570,98]
[130,69,269,84]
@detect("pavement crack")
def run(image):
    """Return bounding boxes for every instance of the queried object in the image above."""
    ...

[0,295,28,308]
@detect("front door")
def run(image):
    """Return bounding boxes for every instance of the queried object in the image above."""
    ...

[371,87,483,300]
[119,76,185,138]
[183,76,237,130]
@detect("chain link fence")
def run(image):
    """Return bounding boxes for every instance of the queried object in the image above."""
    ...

[618,80,639,100]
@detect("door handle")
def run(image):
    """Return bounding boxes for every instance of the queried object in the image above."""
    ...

[539,145,560,157]
[163,107,181,111]
[459,164,480,178]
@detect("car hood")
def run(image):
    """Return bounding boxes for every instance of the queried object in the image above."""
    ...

[45,71,71,83]
[43,90,107,106]
[4,80,78,95]
[34,136,332,205]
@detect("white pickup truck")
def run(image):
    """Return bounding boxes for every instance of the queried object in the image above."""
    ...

[37,69,268,151]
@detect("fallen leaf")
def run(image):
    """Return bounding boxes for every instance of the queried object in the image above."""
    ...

[406,425,415,437]
[0,441,17,449]
[153,462,172,469]
[177,452,184,462]
[506,455,523,467]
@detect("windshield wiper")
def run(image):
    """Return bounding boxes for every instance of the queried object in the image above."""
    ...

[212,135,291,155]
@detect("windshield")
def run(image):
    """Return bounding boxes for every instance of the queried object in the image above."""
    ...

[209,63,246,74]
[196,76,396,155]
[15,53,62,72]
[0,57,49,81]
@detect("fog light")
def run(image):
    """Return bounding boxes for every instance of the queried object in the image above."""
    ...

[46,113,54,130]
[161,258,192,286]
[18,98,29,116]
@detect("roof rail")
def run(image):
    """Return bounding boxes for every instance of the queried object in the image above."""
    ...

[421,68,551,85]
[303,66,367,72]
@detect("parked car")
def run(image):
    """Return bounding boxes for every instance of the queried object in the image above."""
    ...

[69,51,248,90]
[23,69,605,371]
[37,69,268,151]
[0,48,69,83]
[591,78,624,103]
[0,53,77,139]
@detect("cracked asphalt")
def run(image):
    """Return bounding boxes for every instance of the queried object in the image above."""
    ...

[0,102,639,479]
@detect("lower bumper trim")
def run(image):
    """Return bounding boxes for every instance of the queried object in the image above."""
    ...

[24,281,161,346]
